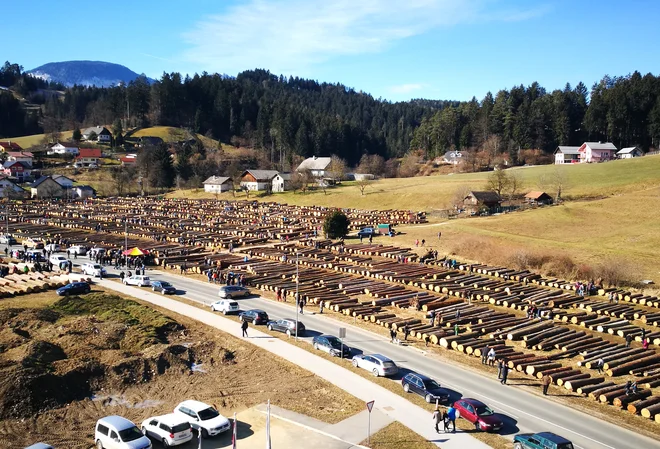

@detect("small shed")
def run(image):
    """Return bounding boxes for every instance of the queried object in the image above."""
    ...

[203,176,233,193]
[463,191,501,214]
[524,191,553,205]
[616,147,643,159]
[272,173,291,192]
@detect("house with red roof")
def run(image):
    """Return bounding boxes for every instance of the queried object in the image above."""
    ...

[76,148,102,167]
[6,151,34,167]
[0,141,23,152]
[577,142,617,163]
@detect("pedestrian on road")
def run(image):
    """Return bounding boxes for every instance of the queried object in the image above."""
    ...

[432,408,442,433]
[446,404,457,433]
[542,374,551,396]
[497,359,503,379]
[481,348,488,365]
[119,271,125,282]
[500,364,509,385]
[625,334,632,347]
[442,411,449,432]
[241,320,249,338]
[298,297,304,315]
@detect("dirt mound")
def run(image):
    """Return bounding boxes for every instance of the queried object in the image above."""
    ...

[21,340,66,368]
[107,344,195,386]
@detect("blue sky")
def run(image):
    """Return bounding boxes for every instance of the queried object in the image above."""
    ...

[4,0,660,101]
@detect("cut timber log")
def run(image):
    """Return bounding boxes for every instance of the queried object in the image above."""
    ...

[564,377,604,392]
[629,397,660,415]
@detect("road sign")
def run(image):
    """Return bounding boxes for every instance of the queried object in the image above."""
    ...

[366,400,375,445]
[366,400,374,412]
[339,327,346,338]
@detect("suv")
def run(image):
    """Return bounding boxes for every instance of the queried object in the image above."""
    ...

[357,227,377,238]
[211,299,240,315]
[313,334,351,358]
[95,415,152,449]
[352,354,398,377]
[402,372,449,403]
[267,318,305,337]
[514,432,574,449]
[173,400,231,438]
[67,245,87,256]
[123,275,151,287]
[218,285,250,299]
[141,413,193,447]
[82,262,106,277]
[49,255,68,269]
[239,309,269,325]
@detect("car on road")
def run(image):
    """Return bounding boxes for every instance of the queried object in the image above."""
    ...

[141,413,193,447]
[49,254,68,267]
[95,415,152,449]
[26,249,47,262]
[357,227,377,238]
[312,334,351,357]
[67,245,87,255]
[514,432,574,449]
[123,275,151,287]
[401,372,450,403]
[173,400,231,438]
[266,318,305,337]
[151,280,176,295]
[352,354,398,377]
[210,299,240,315]
[89,247,107,258]
[81,262,107,277]
[57,282,91,296]
[218,285,250,299]
[24,237,44,249]
[238,309,269,325]
[453,398,503,432]
[0,234,16,245]
[44,243,61,252]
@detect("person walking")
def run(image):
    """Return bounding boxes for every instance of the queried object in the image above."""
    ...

[454,323,459,336]
[542,373,551,396]
[481,347,488,365]
[390,328,397,344]
[403,325,409,341]
[446,404,457,433]
[432,408,442,433]
[625,334,632,348]
[298,297,304,315]
[500,364,509,385]
[596,358,604,374]
[641,328,646,342]
[241,320,249,338]
[497,359,504,379]
[487,347,496,366]
[319,301,324,314]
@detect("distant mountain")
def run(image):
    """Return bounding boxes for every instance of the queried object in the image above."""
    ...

[28,61,155,87]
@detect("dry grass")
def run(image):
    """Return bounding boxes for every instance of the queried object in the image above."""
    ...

[130,126,246,156]
[362,421,438,449]
[6,130,74,149]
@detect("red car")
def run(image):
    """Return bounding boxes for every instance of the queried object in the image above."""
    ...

[454,398,503,432]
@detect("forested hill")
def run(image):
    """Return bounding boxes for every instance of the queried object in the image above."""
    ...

[3,60,660,166]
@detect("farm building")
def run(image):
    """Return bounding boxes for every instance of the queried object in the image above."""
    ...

[578,142,617,163]
[203,176,233,193]
[296,156,332,177]
[616,146,643,159]
[554,146,581,164]
[73,185,96,199]
[0,176,27,198]
[524,191,553,205]
[463,191,501,214]
[240,170,279,191]
[82,126,112,143]
[30,176,64,199]
[272,173,291,192]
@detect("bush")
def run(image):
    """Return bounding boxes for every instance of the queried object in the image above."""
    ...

[596,259,638,287]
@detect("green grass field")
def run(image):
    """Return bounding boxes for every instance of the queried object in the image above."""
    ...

[6,131,74,149]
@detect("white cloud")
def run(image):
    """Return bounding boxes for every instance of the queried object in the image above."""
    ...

[389,83,424,94]
[182,0,547,75]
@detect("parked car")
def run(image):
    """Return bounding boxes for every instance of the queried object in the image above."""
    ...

[56,282,91,296]
[89,247,106,258]
[95,415,152,449]
[151,280,176,295]
[267,318,305,337]
[312,334,351,357]
[453,398,503,432]
[67,245,87,255]
[352,354,398,377]
[26,249,47,262]
[81,262,107,277]
[0,234,16,245]
[173,400,231,438]
[514,432,574,449]
[401,372,449,403]
[357,227,377,238]
[24,444,54,449]
[238,309,269,325]
[218,285,250,298]
[123,275,151,287]
[24,237,44,249]
[210,299,240,314]
[44,243,61,252]
[49,254,68,267]
[141,413,193,447]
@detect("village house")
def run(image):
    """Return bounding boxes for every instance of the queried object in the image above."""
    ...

[463,191,502,215]
[2,160,32,183]
[120,155,137,166]
[524,191,553,206]
[48,142,79,156]
[442,151,464,165]
[73,185,96,199]
[52,174,75,188]
[554,146,581,164]
[76,148,102,167]
[30,176,64,199]
[296,156,332,177]
[82,126,112,143]
[203,176,233,193]
[239,170,279,191]
[616,146,643,159]
[0,141,23,152]
[0,176,27,198]
[271,173,291,193]
[578,142,617,163]
[6,151,33,167]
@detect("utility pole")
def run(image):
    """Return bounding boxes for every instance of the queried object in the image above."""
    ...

[124,216,128,251]
[295,250,299,341]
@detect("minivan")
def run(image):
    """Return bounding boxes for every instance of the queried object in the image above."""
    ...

[95,415,152,449]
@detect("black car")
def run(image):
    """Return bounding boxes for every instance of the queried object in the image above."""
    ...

[151,280,176,294]
[266,318,305,336]
[56,282,91,296]
[239,309,269,325]
[401,372,450,403]
[313,334,351,357]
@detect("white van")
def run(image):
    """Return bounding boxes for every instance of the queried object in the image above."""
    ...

[95,415,152,449]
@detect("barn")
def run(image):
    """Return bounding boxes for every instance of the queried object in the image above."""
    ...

[463,191,501,214]
[239,170,279,191]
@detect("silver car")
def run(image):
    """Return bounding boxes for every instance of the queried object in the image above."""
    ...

[218,285,250,299]
[352,354,399,377]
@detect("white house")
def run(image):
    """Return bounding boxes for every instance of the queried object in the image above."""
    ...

[48,142,79,156]
[52,174,75,188]
[296,156,332,177]
[73,185,96,199]
[240,170,279,191]
[578,142,617,163]
[616,146,643,159]
[203,176,233,193]
[76,148,102,167]
[442,151,463,165]
[554,146,581,164]
[82,126,112,143]
[0,177,27,198]
[271,173,291,192]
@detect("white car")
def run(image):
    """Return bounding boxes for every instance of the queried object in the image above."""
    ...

[67,245,87,255]
[95,415,152,449]
[173,400,231,438]
[49,255,68,267]
[0,234,16,245]
[123,275,151,287]
[352,354,399,377]
[141,414,193,447]
[44,243,61,252]
[210,299,240,315]
[82,262,107,277]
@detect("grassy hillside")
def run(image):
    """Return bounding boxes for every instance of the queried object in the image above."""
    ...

[7,131,73,149]
[130,126,244,155]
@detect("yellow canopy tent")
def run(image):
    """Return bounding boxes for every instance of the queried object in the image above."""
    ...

[122,247,148,256]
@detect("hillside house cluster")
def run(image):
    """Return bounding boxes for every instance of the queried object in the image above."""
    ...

[48,142,80,156]
[554,142,643,164]
[82,126,111,143]
[30,175,95,199]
